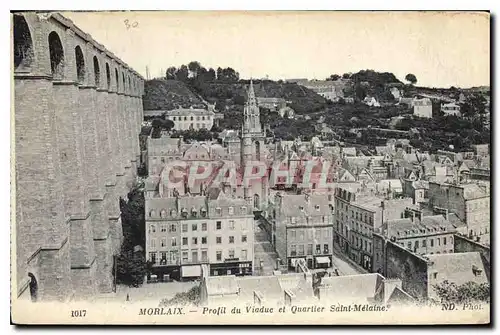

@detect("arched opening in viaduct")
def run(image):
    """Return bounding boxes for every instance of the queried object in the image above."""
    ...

[13,14,34,70]
[93,56,100,86]
[48,31,64,78]
[75,46,85,83]
[115,68,119,90]
[106,63,111,89]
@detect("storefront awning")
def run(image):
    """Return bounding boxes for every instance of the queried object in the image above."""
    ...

[181,265,201,277]
[316,256,331,264]
[291,258,306,267]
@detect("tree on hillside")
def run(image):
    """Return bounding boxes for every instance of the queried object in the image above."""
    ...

[177,65,189,82]
[188,61,202,77]
[327,74,341,81]
[342,73,352,79]
[405,73,417,85]
[166,67,177,80]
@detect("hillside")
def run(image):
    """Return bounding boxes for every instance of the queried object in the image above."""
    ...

[192,79,328,115]
[142,79,205,110]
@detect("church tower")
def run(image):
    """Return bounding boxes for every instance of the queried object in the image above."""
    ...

[240,80,267,205]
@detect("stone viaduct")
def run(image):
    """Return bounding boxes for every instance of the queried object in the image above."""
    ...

[13,12,144,301]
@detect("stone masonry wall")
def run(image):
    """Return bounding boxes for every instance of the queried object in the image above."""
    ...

[13,12,144,301]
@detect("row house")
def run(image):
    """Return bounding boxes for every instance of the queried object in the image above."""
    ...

[272,193,334,270]
[145,188,254,281]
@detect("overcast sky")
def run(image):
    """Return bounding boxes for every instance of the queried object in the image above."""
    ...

[63,11,490,88]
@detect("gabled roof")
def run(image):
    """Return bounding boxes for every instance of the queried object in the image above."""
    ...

[319,273,384,302]
[205,275,239,296]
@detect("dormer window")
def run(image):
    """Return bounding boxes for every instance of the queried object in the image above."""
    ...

[315,205,320,211]
[191,207,197,217]
[200,207,207,217]
[215,207,222,216]
[228,207,234,215]
[160,209,167,218]
[149,210,156,218]
[241,206,247,215]
[181,208,188,218]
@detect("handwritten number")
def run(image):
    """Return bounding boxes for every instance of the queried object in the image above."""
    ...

[124,19,139,29]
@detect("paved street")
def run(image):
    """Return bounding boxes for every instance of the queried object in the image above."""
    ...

[254,221,279,276]
[331,248,367,276]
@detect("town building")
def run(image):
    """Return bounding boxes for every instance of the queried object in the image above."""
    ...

[334,184,414,271]
[412,97,433,118]
[428,182,490,245]
[164,107,215,131]
[440,102,461,117]
[271,193,334,270]
[372,237,489,302]
[256,97,287,112]
[145,188,255,281]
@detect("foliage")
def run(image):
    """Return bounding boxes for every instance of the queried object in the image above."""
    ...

[117,187,146,287]
[170,128,217,142]
[159,285,201,307]
[116,248,146,287]
[405,73,418,85]
[433,280,490,304]
[142,79,204,110]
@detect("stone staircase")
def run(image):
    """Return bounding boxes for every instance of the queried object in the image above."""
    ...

[254,224,280,276]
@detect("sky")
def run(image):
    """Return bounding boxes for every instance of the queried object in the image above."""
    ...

[63,11,490,88]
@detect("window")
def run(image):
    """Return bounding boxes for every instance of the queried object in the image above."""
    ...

[241,249,247,260]
[229,236,235,244]
[369,243,372,253]
[216,251,222,261]
[229,220,235,230]
[324,244,329,254]
[202,222,207,231]
[161,224,166,232]
[171,237,177,247]
[201,250,208,262]
[316,244,321,254]
[364,241,367,251]
[407,241,412,249]
[192,251,198,263]
[307,243,313,255]
[161,238,166,247]
[215,208,222,216]
[430,239,434,247]
[422,240,427,248]
[291,217,296,224]
[216,236,222,244]
[169,224,176,233]
[298,245,305,256]
[182,251,188,263]
[192,223,198,231]
[228,207,234,215]
[291,244,297,256]
[150,225,156,233]
[299,230,304,241]
[192,237,198,245]
[150,239,156,248]
[369,217,373,224]
[437,238,440,246]
[228,249,235,258]
[415,241,419,249]
[242,235,247,243]
[290,230,296,239]
[182,224,188,233]
[241,206,247,214]
[315,230,321,239]
[149,252,157,264]
[216,221,222,230]
[202,237,207,244]
[182,237,188,246]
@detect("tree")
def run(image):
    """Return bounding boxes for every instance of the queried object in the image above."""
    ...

[327,74,340,81]
[116,248,146,287]
[163,119,175,131]
[166,67,177,80]
[342,73,352,79]
[188,61,202,78]
[207,68,216,82]
[405,73,417,85]
[432,280,490,304]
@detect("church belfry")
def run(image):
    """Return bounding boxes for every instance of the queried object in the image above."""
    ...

[243,80,262,134]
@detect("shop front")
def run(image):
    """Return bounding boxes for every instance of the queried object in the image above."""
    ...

[210,259,253,276]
